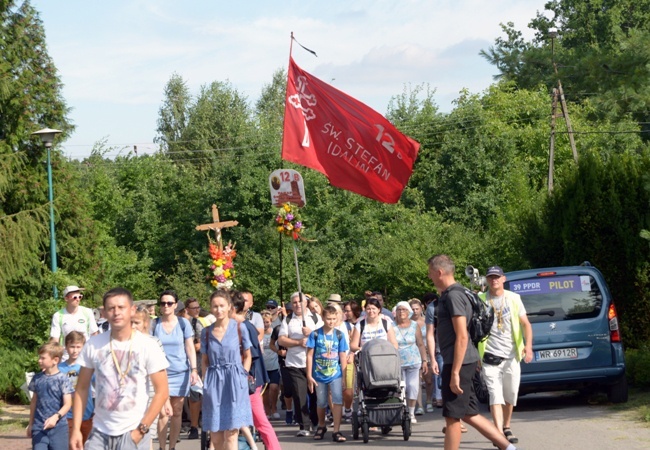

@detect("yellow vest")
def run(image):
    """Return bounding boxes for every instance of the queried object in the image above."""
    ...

[478,290,525,362]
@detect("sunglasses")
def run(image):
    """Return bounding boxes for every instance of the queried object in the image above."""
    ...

[187,306,200,310]
[267,306,277,309]
[159,301,176,307]
[71,294,83,300]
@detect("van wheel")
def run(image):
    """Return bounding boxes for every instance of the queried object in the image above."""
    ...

[607,374,628,403]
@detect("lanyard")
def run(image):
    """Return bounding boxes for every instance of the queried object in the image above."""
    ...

[110,331,134,386]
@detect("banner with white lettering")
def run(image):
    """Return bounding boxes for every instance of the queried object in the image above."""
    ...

[281,57,420,203]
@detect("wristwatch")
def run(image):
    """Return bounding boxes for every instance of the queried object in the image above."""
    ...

[55,412,62,420]
[137,423,150,435]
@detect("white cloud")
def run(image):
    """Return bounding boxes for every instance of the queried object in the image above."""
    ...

[31,0,548,156]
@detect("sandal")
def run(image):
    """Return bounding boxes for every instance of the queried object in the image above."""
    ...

[503,427,518,444]
[314,426,327,440]
[332,431,347,443]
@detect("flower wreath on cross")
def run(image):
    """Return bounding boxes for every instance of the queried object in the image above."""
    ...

[208,238,236,288]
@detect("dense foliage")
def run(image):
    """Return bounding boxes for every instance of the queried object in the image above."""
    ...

[1,0,650,399]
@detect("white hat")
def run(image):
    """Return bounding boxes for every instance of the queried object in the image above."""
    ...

[62,285,85,297]
[327,293,342,303]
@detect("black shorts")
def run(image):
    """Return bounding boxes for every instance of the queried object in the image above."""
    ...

[280,365,293,398]
[267,369,281,385]
[441,361,479,419]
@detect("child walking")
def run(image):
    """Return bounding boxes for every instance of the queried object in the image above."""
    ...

[306,305,349,442]
[58,331,94,444]
[27,342,74,450]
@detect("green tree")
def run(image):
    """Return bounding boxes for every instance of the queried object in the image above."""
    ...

[522,149,650,346]
[481,0,650,129]
[0,0,73,298]
[155,73,191,155]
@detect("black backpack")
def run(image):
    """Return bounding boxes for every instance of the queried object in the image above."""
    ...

[448,285,494,346]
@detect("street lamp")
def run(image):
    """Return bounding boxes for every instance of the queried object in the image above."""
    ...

[31,127,62,298]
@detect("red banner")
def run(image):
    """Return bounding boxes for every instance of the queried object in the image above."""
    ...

[282,57,420,203]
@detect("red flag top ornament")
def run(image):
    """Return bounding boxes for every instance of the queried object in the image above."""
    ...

[282,57,420,204]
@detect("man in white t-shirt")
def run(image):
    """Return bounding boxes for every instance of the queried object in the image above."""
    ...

[50,285,99,358]
[478,266,533,446]
[69,287,169,450]
[278,292,322,436]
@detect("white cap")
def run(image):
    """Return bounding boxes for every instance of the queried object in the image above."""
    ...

[62,285,85,297]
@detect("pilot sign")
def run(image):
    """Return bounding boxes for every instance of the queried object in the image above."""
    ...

[269,169,306,207]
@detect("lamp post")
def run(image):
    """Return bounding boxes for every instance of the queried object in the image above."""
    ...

[32,127,62,298]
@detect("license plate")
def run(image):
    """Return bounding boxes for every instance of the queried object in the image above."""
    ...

[536,348,578,361]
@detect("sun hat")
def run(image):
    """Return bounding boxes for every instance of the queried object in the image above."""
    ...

[327,293,342,303]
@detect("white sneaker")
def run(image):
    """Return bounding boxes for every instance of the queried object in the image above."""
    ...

[410,414,417,424]
[426,404,434,413]
[296,429,312,437]
[415,407,424,415]
[271,412,281,420]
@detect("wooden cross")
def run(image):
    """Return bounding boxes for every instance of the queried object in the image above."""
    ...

[195,204,239,250]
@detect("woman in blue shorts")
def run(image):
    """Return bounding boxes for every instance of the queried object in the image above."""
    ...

[151,290,198,449]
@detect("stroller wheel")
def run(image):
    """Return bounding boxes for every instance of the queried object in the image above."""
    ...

[402,417,411,441]
[362,421,369,444]
[352,412,359,440]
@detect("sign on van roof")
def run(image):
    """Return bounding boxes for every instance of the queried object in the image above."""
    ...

[509,275,590,295]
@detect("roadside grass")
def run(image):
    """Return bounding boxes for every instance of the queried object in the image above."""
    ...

[609,387,650,424]
[0,400,29,433]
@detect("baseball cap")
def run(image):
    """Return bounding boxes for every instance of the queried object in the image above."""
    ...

[62,285,85,297]
[266,299,279,308]
[175,301,185,312]
[486,266,505,277]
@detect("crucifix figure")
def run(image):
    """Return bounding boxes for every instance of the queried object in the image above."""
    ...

[195,204,239,250]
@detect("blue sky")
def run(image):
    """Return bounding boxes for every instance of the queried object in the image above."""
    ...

[31,0,549,159]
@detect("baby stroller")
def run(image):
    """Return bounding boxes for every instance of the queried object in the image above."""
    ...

[351,338,411,443]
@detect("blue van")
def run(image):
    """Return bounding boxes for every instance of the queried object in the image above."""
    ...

[503,263,628,403]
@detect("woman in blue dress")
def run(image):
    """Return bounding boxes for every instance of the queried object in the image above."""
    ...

[201,289,253,450]
[152,289,198,450]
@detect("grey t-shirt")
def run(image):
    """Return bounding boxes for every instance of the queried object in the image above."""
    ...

[437,283,479,366]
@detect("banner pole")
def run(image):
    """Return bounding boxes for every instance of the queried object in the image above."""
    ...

[289,31,294,58]
[279,233,283,310]
[292,240,306,326]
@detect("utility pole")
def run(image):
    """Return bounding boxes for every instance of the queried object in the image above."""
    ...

[548,28,578,193]
[548,88,558,192]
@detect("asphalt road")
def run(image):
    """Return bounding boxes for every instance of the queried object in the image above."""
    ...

[172,392,650,450]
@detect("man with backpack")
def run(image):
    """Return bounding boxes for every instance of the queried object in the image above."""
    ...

[478,266,533,446]
[427,255,520,450]
[277,292,322,436]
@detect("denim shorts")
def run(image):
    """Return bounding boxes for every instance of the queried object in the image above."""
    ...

[315,377,343,408]
[32,424,68,450]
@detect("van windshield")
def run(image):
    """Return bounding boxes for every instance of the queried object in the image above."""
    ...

[504,275,603,323]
